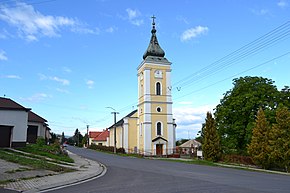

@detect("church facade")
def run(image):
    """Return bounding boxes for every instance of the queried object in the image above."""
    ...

[109,17,176,156]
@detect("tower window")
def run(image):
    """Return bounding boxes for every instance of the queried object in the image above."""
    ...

[157,107,161,112]
[156,82,161,95]
[157,122,162,136]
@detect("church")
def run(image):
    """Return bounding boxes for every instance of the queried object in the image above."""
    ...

[108,17,176,156]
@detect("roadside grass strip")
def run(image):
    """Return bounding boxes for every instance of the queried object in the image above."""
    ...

[19,144,74,163]
[0,149,75,173]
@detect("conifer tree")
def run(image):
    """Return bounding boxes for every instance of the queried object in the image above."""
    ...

[248,108,271,169]
[269,106,290,172]
[203,112,221,162]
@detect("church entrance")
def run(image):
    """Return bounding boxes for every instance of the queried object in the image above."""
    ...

[156,144,163,156]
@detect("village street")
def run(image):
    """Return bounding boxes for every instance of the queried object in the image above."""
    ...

[45,146,290,193]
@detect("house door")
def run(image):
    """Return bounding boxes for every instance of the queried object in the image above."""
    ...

[27,125,38,143]
[0,125,12,147]
[156,144,163,156]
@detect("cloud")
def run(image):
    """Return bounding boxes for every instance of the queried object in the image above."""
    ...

[181,26,209,42]
[20,93,51,102]
[0,50,8,60]
[125,8,143,26]
[38,73,70,85]
[0,2,97,41]
[173,105,214,139]
[1,75,21,79]
[56,88,69,94]
[277,0,288,8]
[86,80,94,89]
[62,66,72,73]
[251,9,270,16]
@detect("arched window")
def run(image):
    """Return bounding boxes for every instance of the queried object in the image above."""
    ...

[156,82,161,95]
[157,122,162,135]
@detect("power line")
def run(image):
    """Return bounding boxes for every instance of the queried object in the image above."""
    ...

[173,52,290,101]
[172,21,290,90]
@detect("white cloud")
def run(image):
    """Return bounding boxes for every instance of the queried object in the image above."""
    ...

[20,93,51,102]
[0,50,8,60]
[277,0,288,8]
[0,2,97,41]
[181,26,209,42]
[251,8,270,16]
[38,73,70,85]
[62,67,72,73]
[50,76,70,85]
[2,75,21,79]
[125,8,143,26]
[173,105,214,139]
[86,80,94,89]
[56,88,69,94]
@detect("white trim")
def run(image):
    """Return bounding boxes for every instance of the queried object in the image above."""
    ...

[144,69,151,95]
[123,118,129,151]
[143,123,151,155]
[166,70,172,102]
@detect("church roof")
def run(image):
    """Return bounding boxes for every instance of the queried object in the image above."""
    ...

[108,109,138,129]
[143,16,165,60]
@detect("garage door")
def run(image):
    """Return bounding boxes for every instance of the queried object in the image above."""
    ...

[27,125,38,144]
[0,125,12,147]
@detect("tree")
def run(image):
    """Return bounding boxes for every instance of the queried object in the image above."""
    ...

[248,108,271,169]
[73,129,82,146]
[61,132,65,144]
[269,106,290,172]
[215,76,279,154]
[203,112,221,162]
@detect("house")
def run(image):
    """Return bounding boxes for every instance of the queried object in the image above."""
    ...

[0,97,50,147]
[89,129,109,146]
[107,18,176,156]
[179,139,202,157]
[0,97,30,147]
[28,111,51,143]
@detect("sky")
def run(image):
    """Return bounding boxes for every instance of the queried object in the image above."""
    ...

[0,0,289,139]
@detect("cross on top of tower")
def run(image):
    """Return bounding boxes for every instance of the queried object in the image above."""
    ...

[151,15,156,26]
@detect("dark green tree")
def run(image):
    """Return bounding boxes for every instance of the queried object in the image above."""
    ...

[269,106,290,172]
[73,129,83,146]
[203,112,221,162]
[61,132,65,144]
[248,108,271,169]
[195,123,205,144]
[215,76,279,154]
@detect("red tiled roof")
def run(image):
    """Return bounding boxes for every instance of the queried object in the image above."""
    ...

[89,131,102,138]
[0,97,31,111]
[90,130,109,141]
[95,130,109,141]
[28,111,47,123]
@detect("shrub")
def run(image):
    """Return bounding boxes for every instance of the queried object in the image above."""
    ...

[36,137,46,146]
[221,154,254,165]
[89,144,125,154]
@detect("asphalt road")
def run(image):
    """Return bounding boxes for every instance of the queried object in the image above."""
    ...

[43,146,290,193]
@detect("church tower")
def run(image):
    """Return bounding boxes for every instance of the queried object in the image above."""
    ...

[137,16,175,155]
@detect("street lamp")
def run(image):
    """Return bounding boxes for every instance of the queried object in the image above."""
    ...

[106,107,119,154]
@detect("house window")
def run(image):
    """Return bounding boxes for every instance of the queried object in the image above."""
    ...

[156,82,161,95]
[157,122,162,136]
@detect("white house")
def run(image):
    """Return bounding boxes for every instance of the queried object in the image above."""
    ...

[0,97,30,147]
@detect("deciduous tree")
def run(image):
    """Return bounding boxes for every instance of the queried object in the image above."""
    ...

[215,76,279,154]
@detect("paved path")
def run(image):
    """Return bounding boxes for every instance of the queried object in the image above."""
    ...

[0,150,105,193]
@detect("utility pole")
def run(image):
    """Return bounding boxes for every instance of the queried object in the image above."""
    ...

[87,125,89,147]
[106,107,119,154]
